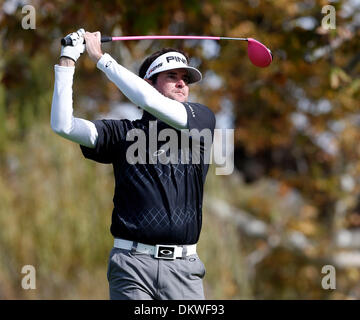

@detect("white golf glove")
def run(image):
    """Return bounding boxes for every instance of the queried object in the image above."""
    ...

[60,28,85,62]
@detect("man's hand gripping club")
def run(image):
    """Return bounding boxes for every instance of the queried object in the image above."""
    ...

[60,28,86,66]
[59,29,103,67]
[83,31,103,63]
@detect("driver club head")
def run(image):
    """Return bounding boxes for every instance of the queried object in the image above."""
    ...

[247,38,273,68]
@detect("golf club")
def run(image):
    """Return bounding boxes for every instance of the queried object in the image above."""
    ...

[61,35,273,68]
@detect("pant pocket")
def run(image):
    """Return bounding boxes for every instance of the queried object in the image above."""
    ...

[185,254,206,280]
[195,254,206,279]
[107,248,116,282]
[107,248,126,282]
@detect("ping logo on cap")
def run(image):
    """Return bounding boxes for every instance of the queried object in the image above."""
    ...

[166,56,187,64]
[144,51,202,84]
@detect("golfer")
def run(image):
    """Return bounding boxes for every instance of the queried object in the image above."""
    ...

[51,29,216,300]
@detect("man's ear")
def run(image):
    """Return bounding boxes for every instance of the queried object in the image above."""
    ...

[144,78,154,86]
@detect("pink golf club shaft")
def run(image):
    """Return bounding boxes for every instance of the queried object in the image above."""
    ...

[107,35,247,41]
[61,34,248,45]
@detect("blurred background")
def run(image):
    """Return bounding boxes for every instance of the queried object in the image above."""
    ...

[1,0,360,299]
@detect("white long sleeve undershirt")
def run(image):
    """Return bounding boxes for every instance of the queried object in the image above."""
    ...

[50,65,99,148]
[50,53,188,148]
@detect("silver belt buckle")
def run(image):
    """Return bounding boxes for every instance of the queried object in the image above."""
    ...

[154,245,177,260]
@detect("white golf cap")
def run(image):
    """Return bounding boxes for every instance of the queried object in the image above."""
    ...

[144,51,202,84]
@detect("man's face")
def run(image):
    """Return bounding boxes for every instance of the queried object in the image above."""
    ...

[150,68,190,103]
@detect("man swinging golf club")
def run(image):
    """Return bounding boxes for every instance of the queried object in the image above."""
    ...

[51,28,216,300]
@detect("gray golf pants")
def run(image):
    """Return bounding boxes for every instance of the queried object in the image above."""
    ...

[107,247,206,300]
